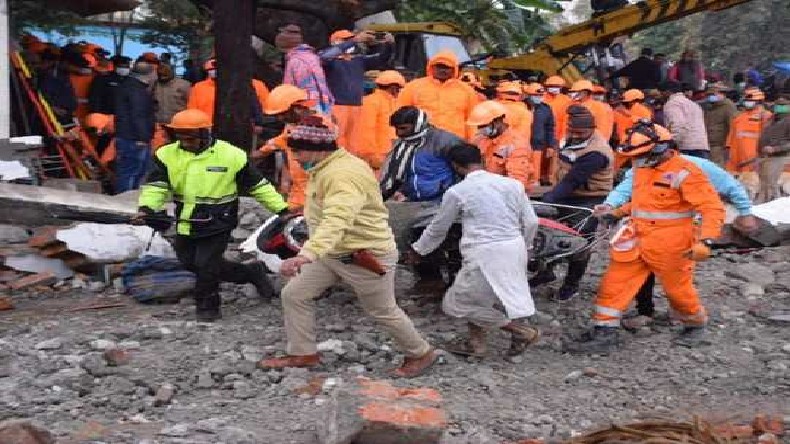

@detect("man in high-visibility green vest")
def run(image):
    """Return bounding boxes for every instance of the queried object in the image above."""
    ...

[136,109,289,322]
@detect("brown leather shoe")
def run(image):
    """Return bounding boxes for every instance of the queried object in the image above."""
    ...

[390,348,441,378]
[502,322,540,356]
[257,353,320,369]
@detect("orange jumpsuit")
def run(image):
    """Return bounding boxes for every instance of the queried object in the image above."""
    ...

[332,105,362,155]
[187,78,270,124]
[544,92,572,142]
[472,129,534,191]
[397,51,480,140]
[257,127,307,210]
[613,103,653,169]
[357,88,397,170]
[725,108,773,173]
[593,153,724,328]
[70,72,95,122]
[578,97,614,141]
[497,99,533,142]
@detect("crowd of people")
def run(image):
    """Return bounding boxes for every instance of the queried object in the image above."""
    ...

[16,28,790,378]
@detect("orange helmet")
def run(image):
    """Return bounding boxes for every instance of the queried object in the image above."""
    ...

[265,85,309,115]
[203,58,217,71]
[622,89,645,103]
[81,53,98,69]
[467,100,508,127]
[330,29,355,42]
[375,70,406,87]
[617,121,673,157]
[84,113,112,130]
[165,109,212,130]
[544,75,566,88]
[141,52,159,64]
[569,80,594,92]
[744,88,765,101]
[496,80,522,95]
[523,83,545,95]
[592,84,607,94]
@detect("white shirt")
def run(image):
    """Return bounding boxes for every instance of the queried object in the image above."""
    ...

[412,170,539,255]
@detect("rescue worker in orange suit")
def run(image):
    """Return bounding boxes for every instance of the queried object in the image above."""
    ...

[568,122,724,353]
[319,30,394,155]
[397,50,480,140]
[84,113,116,165]
[530,105,614,301]
[251,85,315,210]
[726,88,773,173]
[544,76,572,143]
[460,71,488,101]
[357,70,406,171]
[524,83,556,185]
[186,58,270,127]
[467,100,535,190]
[494,81,533,141]
[67,52,97,123]
[568,80,614,141]
[613,89,653,169]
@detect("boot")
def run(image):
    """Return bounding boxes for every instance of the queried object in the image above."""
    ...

[257,353,320,369]
[673,326,710,348]
[390,348,441,378]
[443,323,488,357]
[248,262,276,302]
[195,292,222,322]
[528,268,556,288]
[565,327,620,354]
[502,322,540,356]
[555,285,579,302]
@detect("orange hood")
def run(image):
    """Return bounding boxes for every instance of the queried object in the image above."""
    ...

[426,50,460,79]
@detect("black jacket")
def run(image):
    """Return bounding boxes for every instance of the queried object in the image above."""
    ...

[614,56,661,90]
[529,102,556,150]
[114,76,155,141]
[88,73,125,114]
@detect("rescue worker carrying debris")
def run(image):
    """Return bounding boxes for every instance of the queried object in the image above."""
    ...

[467,100,535,190]
[531,105,614,301]
[409,143,541,358]
[569,122,724,353]
[136,109,289,322]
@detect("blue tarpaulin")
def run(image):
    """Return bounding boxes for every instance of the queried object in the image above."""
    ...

[772,61,790,75]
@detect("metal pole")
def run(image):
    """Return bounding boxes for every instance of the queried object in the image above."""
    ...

[0,0,11,141]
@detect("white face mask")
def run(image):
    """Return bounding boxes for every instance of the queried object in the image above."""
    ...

[546,87,562,95]
[593,94,606,102]
[743,100,756,109]
[529,95,544,105]
[207,69,217,79]
[569,92,582,101]
[115,67,130,76]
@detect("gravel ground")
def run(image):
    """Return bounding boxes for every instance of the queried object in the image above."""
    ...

[1,245,789,443]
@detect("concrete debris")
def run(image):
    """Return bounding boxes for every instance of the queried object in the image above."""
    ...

[103,348,131,366]
[317,377,447,444]
[33,338,62,350]
[726,263,776,287]
[4,254,74,279]
[0,224,30,243]
[153,383,176,406]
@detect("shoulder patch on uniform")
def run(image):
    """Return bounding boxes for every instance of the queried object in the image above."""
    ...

[206,166,228,173]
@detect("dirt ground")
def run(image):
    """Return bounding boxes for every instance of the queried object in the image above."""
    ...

[1,246,789,444]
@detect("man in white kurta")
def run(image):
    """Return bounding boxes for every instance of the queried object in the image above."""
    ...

[411,143,540,357]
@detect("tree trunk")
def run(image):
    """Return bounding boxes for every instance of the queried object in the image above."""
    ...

[213,0,255,150]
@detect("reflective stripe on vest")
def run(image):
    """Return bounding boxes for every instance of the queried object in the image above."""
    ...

[631,209,695,219]
[173,193,238,205]
[593,319,621,327]
[670,169,691,189]
[595,305,622,318]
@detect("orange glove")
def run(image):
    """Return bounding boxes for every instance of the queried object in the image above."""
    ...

[684,241,711,262]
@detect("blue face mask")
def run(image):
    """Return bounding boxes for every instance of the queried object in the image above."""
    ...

[529,95,544,105]
[300,161,317,171]
[707,94,721,103]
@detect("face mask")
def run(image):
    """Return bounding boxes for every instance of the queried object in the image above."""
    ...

[773,104,789,115]
[569,92,582,101]
[546,87,561,95]
[207,69,217,79]
[79,68,93,75]
[707,94,721,103]
[743,100,756,109]
[593,94,606,102]
[299,160,317,171]
[529,95,544,105]
[115,67,130,76]
[737,82,746,89]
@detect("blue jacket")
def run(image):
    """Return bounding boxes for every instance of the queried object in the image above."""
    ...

[403,127,463,202]
[605,155,752,215]
[114,76,155,142]
[319,42,393,106]
[529,102,556,150]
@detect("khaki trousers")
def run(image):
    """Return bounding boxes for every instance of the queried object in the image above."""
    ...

[281,250,431,357]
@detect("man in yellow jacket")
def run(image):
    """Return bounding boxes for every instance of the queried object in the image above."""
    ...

[258,115,439,378]
[136,109,289,322]
[357,70,406,171]
[397,50,480,140]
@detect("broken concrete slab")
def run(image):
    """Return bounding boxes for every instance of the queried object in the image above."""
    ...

[0,183,137,227]
[317,377,447,444]
[4,254,74,279]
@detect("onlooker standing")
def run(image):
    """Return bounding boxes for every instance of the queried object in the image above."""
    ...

[654,53,669,84]
[319,29,394,154]
[182,59,201,84]
[89,55,131,115]
[662,81,709,158]
[277,22,334,114]
[702,82,738,166]
[757,98,790,202]
[668,49,705,92]
[613,48,661,91]
[114,61,155,193]
[153,64,191,148]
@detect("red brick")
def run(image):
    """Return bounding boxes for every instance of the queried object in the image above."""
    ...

[0,297,13,311]
[753,415,785,436]
[359,402,447,428]
[9,272,57,291]
[103,349,131,366]
[27,227,60,248]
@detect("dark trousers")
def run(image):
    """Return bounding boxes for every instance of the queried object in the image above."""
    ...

[410,223,463,282]
[545,196,604,289]
[635,273,656,316]
[174,232,259,313]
